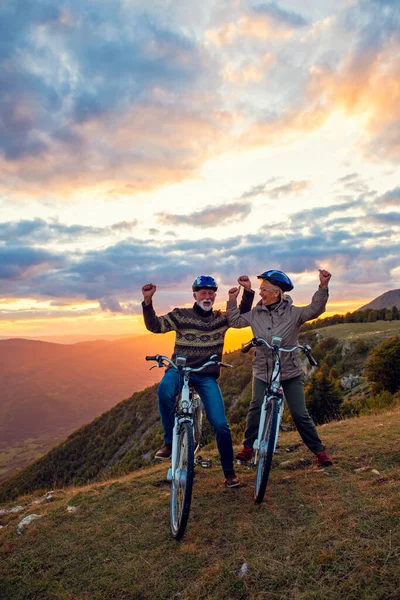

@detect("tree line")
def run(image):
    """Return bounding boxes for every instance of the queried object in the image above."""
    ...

[300,306,399,332]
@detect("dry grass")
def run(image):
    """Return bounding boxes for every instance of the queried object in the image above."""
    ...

[1,409,399,600]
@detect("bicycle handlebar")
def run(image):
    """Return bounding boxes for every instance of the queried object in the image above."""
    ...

[241,337,318,367]
[145,354,233,371]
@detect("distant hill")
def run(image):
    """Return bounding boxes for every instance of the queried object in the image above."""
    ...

[0,334,174,479]
[357,289,400,311]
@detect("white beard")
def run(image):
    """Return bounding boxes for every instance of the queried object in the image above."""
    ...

[197,299,213,311]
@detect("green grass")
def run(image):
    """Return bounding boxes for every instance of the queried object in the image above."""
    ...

[315,320,400,342]
[1,409,399,600]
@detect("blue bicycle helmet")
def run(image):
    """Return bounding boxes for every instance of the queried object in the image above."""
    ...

[257,269,293,292]
[192,275,218,291]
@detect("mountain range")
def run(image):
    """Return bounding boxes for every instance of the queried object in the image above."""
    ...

[0,334,174,480]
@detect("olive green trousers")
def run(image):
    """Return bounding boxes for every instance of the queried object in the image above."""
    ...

[243,375,324,455]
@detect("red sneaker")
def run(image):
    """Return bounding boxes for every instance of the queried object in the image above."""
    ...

[236,446,253,463]
[315,450,333,467]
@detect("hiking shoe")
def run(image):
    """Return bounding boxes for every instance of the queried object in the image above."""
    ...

[315,450,333,467]
[236,446,253,463]
[155,444,172,460]
[224,472,241,488]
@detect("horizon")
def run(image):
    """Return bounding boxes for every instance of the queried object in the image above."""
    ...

[1,1,399,340]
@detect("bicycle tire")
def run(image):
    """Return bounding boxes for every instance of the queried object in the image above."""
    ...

[170,420,195,540]
[254,397,279,504]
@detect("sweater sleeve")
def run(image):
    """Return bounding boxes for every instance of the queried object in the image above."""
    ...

[142,301,179,334]
[296,287,329,324]
[239,288,255,314]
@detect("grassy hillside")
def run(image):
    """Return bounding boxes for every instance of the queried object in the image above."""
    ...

[312,320,400,343]
[1,408,399,600]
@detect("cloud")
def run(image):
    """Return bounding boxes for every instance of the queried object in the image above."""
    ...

[0,246,64,281]
[378,186,400,207]
[1,186,399,313]
[157,201,252,228]
[252,3,309,29]
[336,173,359,184]
[0,1,226,197]
[267,181,310,199]
[0,218,138,243]
[240,178,280,199]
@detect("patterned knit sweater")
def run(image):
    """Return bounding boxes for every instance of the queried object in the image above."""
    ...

[142,290,254,376]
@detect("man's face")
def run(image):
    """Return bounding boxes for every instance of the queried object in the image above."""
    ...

[193,288,216,311]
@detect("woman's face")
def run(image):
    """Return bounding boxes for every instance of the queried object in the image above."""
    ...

[259,281,280,305]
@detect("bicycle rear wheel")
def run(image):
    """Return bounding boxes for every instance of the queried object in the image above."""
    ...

[254,397,279,504]
[170,420,195,540]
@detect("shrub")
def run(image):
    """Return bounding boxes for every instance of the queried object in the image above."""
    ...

[305,363,343,424]
[365,336,400,394]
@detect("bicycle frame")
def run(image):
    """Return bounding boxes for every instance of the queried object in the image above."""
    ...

[253,336,285,466]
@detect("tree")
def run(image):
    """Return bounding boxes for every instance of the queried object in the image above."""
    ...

[365,337,400,394]
[391,306,399,321]
[305,363,343,424]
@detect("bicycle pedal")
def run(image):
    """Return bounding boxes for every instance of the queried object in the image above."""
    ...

[196,456,212,468]
[236,459,255,468]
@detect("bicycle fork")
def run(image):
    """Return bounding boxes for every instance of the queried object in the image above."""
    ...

[253,393,284,465]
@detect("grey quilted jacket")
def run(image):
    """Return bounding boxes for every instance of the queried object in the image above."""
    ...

[226,287,328,382]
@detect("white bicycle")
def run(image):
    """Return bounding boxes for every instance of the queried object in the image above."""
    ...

[145,353,232,539]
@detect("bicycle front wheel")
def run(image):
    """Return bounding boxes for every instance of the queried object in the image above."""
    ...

[254,397,279,504]
[170,421,195,540]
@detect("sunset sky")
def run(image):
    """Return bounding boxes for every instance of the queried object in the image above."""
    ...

[1,0,399,343]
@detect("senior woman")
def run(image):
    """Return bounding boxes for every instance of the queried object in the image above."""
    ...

[227,268,333,467]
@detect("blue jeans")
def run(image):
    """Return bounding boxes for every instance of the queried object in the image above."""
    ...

[158,368,234,474]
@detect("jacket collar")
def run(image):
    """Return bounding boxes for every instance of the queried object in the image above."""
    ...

[255,295,293,315]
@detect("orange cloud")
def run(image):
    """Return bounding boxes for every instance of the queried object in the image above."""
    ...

[222,54,275,84]
[0,103,236,200]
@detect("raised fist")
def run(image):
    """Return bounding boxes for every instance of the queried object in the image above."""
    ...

[228,286,241,301]
[142,283,157,304]
[237,275,251,291]
[318,270,332,289]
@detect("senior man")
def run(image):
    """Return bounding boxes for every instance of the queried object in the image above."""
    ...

[142,275,254,488]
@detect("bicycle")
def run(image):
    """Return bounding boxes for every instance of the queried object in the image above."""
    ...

[241,336,318,504]
[145,353,232,540]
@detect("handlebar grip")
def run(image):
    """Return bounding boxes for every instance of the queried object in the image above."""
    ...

[308,355,318,367]
[241,341,254,354]
[304,346,318,367]
[145,355,159,361]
